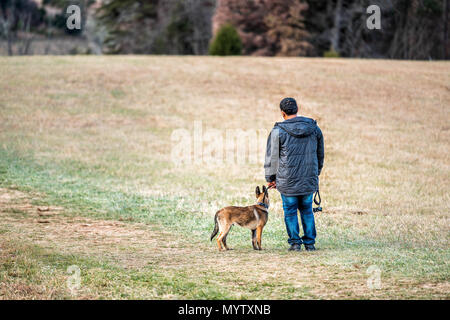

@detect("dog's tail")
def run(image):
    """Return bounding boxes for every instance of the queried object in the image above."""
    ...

[210,211,219,241]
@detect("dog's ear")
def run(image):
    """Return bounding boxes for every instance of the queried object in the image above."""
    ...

[262,185,267,194]
[255,186,261,197]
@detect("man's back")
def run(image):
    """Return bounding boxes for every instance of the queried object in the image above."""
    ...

[265,116,324,197]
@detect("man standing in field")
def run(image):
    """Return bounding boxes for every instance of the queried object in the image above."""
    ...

[264,98,324,252]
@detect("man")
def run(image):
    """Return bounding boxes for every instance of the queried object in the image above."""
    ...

[264,98,324,252]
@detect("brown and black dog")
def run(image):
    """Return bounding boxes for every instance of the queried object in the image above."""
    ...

[210,186,270,251]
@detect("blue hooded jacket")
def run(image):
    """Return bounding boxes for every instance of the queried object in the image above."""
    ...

[264,116,324,196]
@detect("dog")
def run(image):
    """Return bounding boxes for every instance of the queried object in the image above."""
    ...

[210,186,270,251]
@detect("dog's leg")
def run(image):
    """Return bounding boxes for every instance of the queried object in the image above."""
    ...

[251,229,258,250]
[222,234,229,250]
[256,226,263,250]
[217,230,228,251]
[223,225,234,250]
[216,232,224,251]
[216,218,227,251]
[220,224,232,250]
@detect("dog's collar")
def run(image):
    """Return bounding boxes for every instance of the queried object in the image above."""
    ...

[257,202,269,209]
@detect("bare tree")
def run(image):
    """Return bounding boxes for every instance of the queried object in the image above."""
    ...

[0,0,15,55]
[444,0,448,59]
[0,0,39,55]
[184,0,215,55]
[17,11,34,55]
[330,0,342,52]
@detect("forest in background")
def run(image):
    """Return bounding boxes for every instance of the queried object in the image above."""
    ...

[0,0,448,59]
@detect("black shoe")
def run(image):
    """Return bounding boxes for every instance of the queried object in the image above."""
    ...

[304,244,316,251]
[288,244,302,252]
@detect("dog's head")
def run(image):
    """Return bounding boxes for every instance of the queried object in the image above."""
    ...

[255,186,269,208]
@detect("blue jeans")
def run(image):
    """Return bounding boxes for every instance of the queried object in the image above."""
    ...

[281,193,316,246]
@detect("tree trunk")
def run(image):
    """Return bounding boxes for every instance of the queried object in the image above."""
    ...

[7,31,12,56]
[331,0,342,52]
[444,0,449,59]
[22,14,33,55]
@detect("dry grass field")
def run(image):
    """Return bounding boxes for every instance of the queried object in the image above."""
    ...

[0,56,449,299]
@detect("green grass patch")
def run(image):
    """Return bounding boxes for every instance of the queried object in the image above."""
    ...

[0,146,448,287]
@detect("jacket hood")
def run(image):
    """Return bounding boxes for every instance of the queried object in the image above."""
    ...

[275,117,317,138]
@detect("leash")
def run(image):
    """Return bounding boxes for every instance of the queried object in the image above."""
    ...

[257,186,271,209]
[313,190,322,213]
[266,184,322,212]
[257,202,269,209]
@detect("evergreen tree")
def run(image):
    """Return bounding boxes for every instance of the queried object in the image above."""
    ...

[209,23,242,55]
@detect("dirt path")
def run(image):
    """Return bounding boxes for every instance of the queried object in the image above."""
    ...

[0,188,447,299]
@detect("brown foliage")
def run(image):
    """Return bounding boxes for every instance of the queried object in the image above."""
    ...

[213,0,311,56]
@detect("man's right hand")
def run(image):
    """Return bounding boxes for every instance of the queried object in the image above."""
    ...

[268,181,276,189]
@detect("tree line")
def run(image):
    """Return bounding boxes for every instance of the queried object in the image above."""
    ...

[0,0,448,59]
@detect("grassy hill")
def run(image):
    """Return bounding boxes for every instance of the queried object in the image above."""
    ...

[0,56,448,299]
